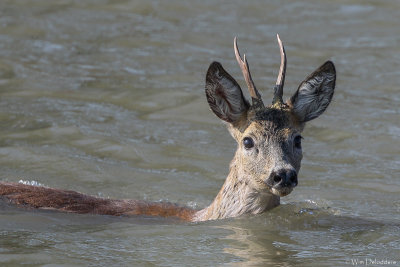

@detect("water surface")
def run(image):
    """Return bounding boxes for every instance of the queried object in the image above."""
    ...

[0,0,399,266]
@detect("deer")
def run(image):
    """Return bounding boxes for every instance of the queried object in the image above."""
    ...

[0,35,336,222]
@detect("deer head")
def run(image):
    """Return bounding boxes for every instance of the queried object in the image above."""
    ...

[205,35,336,202]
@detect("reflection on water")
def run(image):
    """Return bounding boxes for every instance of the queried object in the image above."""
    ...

[0,0,399,266]
[219,202,400,266]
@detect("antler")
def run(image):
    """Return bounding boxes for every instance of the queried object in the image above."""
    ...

[234,37,264,108]
[272,34,287,105]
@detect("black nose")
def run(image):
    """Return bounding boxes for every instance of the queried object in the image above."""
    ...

[270,169,298,187]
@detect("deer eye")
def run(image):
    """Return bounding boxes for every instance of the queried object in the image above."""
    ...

[243,137,254,149]
[294,135,303,149]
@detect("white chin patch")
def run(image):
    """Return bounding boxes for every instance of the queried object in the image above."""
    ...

[271,187,293,197]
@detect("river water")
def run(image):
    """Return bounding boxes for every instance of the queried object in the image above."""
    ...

[0,0,399,266]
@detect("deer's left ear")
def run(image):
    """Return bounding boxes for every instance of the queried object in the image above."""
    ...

[288,61,336,122]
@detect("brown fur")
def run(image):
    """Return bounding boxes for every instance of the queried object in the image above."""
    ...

[0,182,195,221]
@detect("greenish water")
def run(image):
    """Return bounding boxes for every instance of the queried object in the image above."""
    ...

[0,0,399,266]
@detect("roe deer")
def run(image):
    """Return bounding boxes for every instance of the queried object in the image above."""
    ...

[0,35,336,222]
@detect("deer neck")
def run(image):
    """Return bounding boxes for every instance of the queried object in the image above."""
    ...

[193,160,280,222]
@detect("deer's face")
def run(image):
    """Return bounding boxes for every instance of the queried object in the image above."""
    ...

[205,36,335,198]
[230,108,303,197]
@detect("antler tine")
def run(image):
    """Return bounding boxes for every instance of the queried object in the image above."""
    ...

[273,34,287,105]
[234,37,263,107]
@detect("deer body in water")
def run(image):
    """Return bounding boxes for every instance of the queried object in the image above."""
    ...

[0,35,336,222]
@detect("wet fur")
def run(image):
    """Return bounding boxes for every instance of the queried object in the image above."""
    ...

[0,182,195,220]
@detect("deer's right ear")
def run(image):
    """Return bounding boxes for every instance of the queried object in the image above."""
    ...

[205,62,250,125]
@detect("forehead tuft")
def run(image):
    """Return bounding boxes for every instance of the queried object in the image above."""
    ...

[251,106,293,129]
[240,105,304,139]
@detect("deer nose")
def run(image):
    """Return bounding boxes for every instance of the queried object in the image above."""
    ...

[269,169,298,188]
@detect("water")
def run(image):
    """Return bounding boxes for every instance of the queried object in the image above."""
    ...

[0,0,399,266]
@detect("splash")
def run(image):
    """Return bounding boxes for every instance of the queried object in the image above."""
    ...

[18,180,43,186]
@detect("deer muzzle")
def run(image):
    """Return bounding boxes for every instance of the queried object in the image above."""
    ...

[265,169,298,197]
